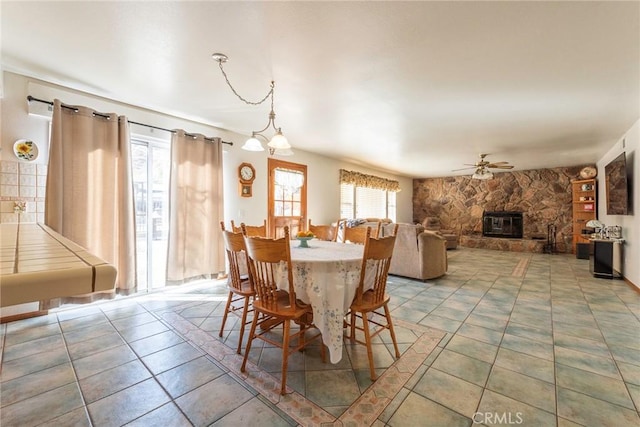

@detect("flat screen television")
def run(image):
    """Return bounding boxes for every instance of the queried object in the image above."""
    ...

[604,152,629,215]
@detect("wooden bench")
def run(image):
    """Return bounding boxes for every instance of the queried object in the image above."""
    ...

[1,223,117,308]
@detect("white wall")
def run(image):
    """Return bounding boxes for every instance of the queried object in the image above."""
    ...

[1,72,413,228]
[596,118,639,289]
[221,145,413,227]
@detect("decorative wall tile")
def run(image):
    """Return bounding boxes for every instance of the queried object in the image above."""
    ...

[19,186,36,198]
[0,159,47,223]
[1,213,18,223]
[18,162,37,175]
[0,201,15,213]
[24,201,36,213]
[19,213,36,223]
[0,161,18,174]
[1,185,18,197]
[0,173,18,185]
[19,174,37,186]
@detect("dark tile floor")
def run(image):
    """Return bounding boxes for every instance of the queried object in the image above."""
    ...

[1,248,639,426]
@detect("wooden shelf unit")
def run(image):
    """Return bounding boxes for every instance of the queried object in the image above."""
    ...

[571,179,597,254]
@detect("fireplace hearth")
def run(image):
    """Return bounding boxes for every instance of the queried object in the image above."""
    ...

[483,211,523,239]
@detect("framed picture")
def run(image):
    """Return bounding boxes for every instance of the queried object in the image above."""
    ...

[240,184,252,197]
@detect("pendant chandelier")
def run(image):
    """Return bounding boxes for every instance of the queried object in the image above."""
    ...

[212,53,292,156]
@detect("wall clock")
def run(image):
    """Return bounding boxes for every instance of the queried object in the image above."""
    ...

[238,162,255,197]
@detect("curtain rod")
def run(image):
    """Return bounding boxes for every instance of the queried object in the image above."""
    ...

[27,95,233,146]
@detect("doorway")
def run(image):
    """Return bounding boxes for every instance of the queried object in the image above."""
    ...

[268,158,307,238]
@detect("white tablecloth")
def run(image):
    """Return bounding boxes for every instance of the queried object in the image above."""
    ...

[277,240,365,363]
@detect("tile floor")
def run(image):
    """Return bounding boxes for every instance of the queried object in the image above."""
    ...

[1,247,639,426]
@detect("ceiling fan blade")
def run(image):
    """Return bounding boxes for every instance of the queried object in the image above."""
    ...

[457,155,515,172]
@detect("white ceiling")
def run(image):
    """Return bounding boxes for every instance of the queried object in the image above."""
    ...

[2,1,639,178]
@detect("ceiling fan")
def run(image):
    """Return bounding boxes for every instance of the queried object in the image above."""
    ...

[453,153,514,179]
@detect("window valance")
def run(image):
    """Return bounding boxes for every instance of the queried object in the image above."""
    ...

[339,169,401,192]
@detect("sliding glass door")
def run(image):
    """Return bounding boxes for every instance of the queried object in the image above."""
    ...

[131,137,170,291]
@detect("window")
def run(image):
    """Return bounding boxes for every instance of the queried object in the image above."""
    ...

[339,169,399,221]
[340,183,396,221]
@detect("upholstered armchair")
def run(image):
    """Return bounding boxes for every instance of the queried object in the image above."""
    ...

[421,217,458,250]
[381,223,447,280]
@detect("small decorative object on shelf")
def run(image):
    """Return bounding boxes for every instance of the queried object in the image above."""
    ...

[579,166,597,179]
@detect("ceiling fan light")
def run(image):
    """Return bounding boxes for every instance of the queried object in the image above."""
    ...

[267,130,290,150]
[242,137,265,152]
[472,170,493,180]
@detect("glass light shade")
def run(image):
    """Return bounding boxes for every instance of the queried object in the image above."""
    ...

[472,171,493,180]
[241,137,265,152]
[267,130,290,150]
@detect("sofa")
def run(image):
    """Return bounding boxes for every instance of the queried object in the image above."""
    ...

[337,218,391,242]
[381,223,448,280]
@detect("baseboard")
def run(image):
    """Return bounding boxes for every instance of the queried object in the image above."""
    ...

[623,277,640,294]
[1,310,48,324]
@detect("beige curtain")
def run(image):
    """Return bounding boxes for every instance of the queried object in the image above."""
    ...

[45,99,137,295]
[166,130,225,282]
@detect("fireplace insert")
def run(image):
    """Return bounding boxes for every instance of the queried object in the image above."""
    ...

[482,211,523,238]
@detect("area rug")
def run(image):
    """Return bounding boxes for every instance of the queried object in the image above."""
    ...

[161,312,445,427]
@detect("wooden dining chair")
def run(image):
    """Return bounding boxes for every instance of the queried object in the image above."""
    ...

[344,223,400,380]
[231,219,267,237]
[219,222,255,354]
[308,219,338,242]
[240,225,326,395]
[343,220,380,244]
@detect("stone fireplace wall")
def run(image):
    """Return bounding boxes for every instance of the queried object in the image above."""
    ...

[413,165,590,253]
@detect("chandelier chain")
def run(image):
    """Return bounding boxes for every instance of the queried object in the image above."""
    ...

[217,61,274,106]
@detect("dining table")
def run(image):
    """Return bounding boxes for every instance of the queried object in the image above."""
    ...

[275,239,370,363]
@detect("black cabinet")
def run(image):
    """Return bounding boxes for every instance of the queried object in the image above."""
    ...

[590,239,623,279]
